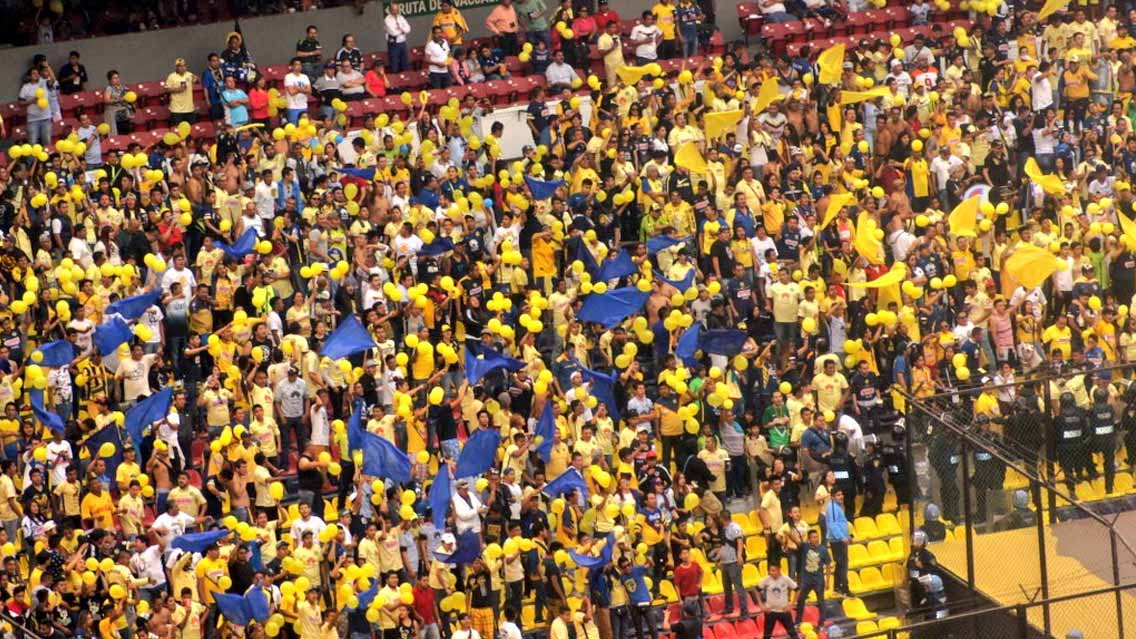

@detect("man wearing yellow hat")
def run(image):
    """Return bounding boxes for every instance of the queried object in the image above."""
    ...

[165,58,197,126]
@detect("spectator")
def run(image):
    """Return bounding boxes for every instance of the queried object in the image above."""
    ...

[478,44,510,81]
[594,0,621,31]
[651,0,678,59]
[57,50,88,95]
[101,69,132,137]
[384,4,412,74]
[247,75,271,128]
[283,57,312,125]
[425,26,453,89]
[760,0,796,23]
[220,22,256,84]
[630,11,662,65]
[545,50,576,91]
[220,75,250,127]
[336,59,366,101]
[19,66,54,145]
[313,62,342,120]
[825,488,852,597]
[676,0,702,57]
[597,19,625,86]
[518,0,551,48]
[335,33,364,73]
[202,53,225,122]
[295,24,324,81]
[364,59,388,98]
[486,0,521,55]
[433,0,469,45]
[164,57,197,127]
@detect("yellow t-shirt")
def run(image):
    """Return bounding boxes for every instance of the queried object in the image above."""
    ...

[165,71,196,114]
[812,372,849,413]
[172,601,206,639]
[652,3,677,39]
[81,491,115,529]
[194,556,228,604]
[769,282,801,323]
[296,600,322,639]
[907,158,930,197]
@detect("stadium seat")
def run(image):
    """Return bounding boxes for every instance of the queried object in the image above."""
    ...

[714,621,737,639]
[705,594,724,615]
[849,543,872,568]
[888,537,905,561]
[521,605,537,630]
[848,570,865,594]
[745,535,767,560]
[742,563,761,588]
[846,11,872,34]
[1115,473,1135,494]
[879,616,901,630]
[690,548,710,568]
[737,2,763,42]
[876,513,903,537]
[843,597,875,620]
[734,618,760,639]
[882,563,903,587]
[859,567,887,592]
[733,512,760,537]
[854,516,882,539]
[659,579,679,603]
[867,540,896,563]
[856,621,880,636]
[702,569,723,595]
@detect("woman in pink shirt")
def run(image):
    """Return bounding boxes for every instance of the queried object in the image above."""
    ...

[988,297,1016,363]
[247,75,271,126]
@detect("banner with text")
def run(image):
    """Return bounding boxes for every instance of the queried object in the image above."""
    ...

[386,0,496,17]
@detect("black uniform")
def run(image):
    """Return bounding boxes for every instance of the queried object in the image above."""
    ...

[881,426,910,504]
[1089,391,1118,494]
[827,435,860,507]
[971,420,1006,523]
[1123,385,1136,473]
[929,434,962,523]
[1056,393,1090,493]
[859,449,886,518]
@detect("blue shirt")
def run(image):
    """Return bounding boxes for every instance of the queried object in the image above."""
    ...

[620,566,652,606]
[221,88,249,126]
[824,500,850,542]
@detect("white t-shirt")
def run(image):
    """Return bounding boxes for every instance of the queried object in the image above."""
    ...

[161,267,196,303]
[310,404,330,446]
[283,72,311,110]
[119,353,158,401]
[425,39,450,74]
[45,440,73,487]
[153,511,196,545]
[131,545,167,587]
[140,306,164,344]
[630,24,660,60]
[68,318,94,353]
[255,181,277,220]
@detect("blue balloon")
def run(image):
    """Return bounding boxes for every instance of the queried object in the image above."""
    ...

[335,134,345,144]
[484,198,493,209]
[399,144,410,154]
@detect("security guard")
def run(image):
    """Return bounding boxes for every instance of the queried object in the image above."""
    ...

[1056,391,1089,493]
[906,529,939,618]
[881,424,910,504]
[827,432,860,508]
[1090,388,1118,494]
[859,438,886,518]
[929,432,962,523]
[1124,384,1136,475]
[971,415,1005,524]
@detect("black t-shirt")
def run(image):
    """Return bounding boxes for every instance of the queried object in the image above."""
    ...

[430,404,458,442]
[850,371,879,405]
[673,619,702,639]
[710,239,734,276]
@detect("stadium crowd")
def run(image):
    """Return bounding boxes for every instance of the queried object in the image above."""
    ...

[1,0,1135,638]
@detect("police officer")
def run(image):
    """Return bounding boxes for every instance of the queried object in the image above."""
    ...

[906,529,939,617]
[1005,394,1044,464]
[1123,383,1136,476]
[971,415,1005,524]
[929,432,962,523]
[859,438,886,518]
[881,424,910,504]
[1057,391,1089,493]
[1090,387,1118,494]
[827,432,860,507]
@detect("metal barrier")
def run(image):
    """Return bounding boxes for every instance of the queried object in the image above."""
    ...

[889,361,1136,639]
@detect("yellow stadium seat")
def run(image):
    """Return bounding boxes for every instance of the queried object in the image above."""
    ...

[566,597,582,612]
[856,621,879,636]
[690,548,710,568]
[881,563,903,587]
[842,597,875,620]
[883,490,898,513]
[688,521,706,537]
[745,535,767,560]
[897,509,911,534]
[878,616,901,630]
[867,540,893,563]
[848,570,866,595]
[733,512,760,537]
[876,513,902,537]
[854,516,882,540]
[1116,473,1135,494]
[659,580,679,604]
[849,543,872,569]
[521,605,537,630]
[742,563,761,588]
[888,537,906,561]
[702,569,723,595]
[859,567,887,592]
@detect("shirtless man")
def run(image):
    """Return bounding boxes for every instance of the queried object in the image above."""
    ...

[223,458,253,523]
[146,442,174,514]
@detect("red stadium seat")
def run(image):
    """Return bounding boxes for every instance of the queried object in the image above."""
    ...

[133,81,166,105]
[191,120,216,140]
[261,64,289,84]
[737,2,763,42]
[734,619,760,639]
[863,8,890,30]
[802,18,830,38]
[486,79,515,105]
[884,6,909,27]
[846,11,872,34]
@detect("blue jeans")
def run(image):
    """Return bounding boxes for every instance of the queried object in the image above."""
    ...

[682,30,699,57]
[285,108,306,125]
[27,119,52,146]
[429,71,450,89]
[720,562,748,615]
[764,10,796,21]
[388,41,409,73]
[796,576,825,624]
[280,416,305,469]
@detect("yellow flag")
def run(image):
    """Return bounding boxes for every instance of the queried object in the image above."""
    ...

[1038,0,1070,20]
[1117,209,1136,248]
[615,65,653,85]
[820,192,855,230]
[854,211,885,265]
[848,264,907,288]
[839,87,891,105]
[948,195,979,238]
[827,102,843,137]
[704,110,744,141]
[817,43,846,86]
[1003,244,1067,289]
[674,142,708,174]
[1024,157,1066,195]
[754,78,781,113]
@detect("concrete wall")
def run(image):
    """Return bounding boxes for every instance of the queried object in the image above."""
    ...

[0,0,740,99]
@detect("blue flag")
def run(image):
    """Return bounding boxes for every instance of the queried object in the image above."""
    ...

[346,400,366,454]
[524,176,567,201]
[124,387,173,452]
[700,329,750,357]
[454,429,501,479]
[435,530,483,565]
[534,400,556,462]
[568,238,600,277]
[577,287,650,329]
[652,269,696,292]
[29,389,65,433]
[429,465,453,530]
[85,423,124,478]
[320,315,377,360]
[597,250,638,282]
[93,316,134,357]
[338,167,377,181]
[572,359,621,422]
[675,323,702,366]
[464,346,525,385]
[418,237,456,257]
[105,289,162,321]
[570,533,615,569]
[216,229,259,260]
[353,580,380,610]
[543,468,589,500]
[30,341,76,368]
[359,431,412,483]
[646,236,691,256]
[214,587,271,626]
[171,529,231,553]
